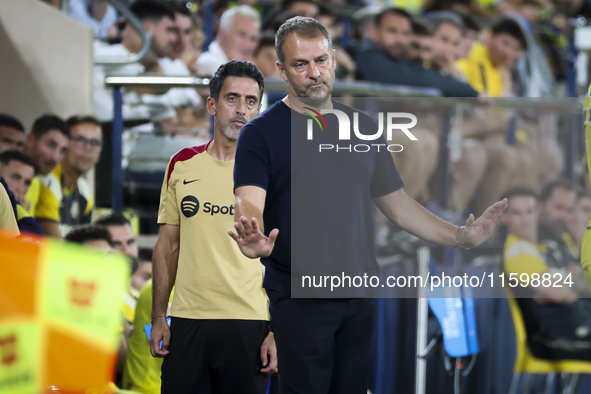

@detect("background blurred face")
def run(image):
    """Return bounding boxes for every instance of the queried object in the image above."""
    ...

[0,160,34,203]
[254,45,280,77]
[457,29,477,59]
[503,195,538,241]
[568,195,591,242]
[488,32,524,69]
[170,12,193,60]
[219,15,260,61]
[431,22,462,68]
[377,13,412,59]
[278,33,335,104]
[26,131,69,175]
[208,76,261,140]
[65,123,102,174]
[540,187,576,233]
[131,261,152,291]
[147,16,176,58]
[108,224,138,258]
[0,126,25,152]
[288,1,319,18]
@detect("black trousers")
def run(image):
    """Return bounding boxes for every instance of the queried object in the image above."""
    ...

[267,290,378,394]
[161,318,271,394]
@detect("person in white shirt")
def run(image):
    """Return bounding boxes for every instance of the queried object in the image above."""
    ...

[69,0,118,39]
[197,5,261,76]
[93,0,177,123]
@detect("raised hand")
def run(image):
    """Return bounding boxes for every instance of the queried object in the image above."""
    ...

[228,216,279,258]
[462,198,508,248]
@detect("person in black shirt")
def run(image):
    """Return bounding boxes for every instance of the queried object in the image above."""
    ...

[354,8,478,97]
[230,16,506,394]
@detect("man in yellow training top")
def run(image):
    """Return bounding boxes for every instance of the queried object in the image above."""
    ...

[150,60,277,394]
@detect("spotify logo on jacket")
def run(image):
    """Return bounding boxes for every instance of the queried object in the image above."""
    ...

[181,196,235,218]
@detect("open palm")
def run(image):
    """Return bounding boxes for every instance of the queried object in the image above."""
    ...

[229,216,279,258]
[462,199,508,248]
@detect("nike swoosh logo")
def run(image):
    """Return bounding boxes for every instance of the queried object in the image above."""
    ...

[183,179,200,185]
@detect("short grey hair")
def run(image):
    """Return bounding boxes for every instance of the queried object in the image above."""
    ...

[275,16,332,65]
[219,5,260,32]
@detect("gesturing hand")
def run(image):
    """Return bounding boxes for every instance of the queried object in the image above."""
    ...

[461,198,508,248]
[228,216,279,258]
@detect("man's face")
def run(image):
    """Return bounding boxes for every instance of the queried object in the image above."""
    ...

[64,123,102,174]
[0,160,34,203]
[408,35,432,64]
[254,45,280,77]
[568,195,591,239]
[377,13,412,59]
[488,32,524,70]
[148,16,176,58]
[503,195,538,240]
[131,261,152,291]
[170,13,193,60]
[288,1,319,18]
[0,126,25,153]
[277,33,335,105]
[108,224,138,258]
[26,131,69,175]
[208,76,261,140]
[540,187,576,233]
[457,29,477,59]
[431,22,462,68]
[219,15,260,61]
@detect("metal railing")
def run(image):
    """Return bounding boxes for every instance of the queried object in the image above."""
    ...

[93,0,151,65]
[105,75,583,212]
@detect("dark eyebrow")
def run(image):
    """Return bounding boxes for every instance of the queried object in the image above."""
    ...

[224,92,242,98]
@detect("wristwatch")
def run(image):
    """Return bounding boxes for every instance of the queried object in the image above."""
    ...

[455,226,471,250]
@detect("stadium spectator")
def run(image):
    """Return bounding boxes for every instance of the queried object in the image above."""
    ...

[502,186,591,361]
[197,6,261,75]
[133,247,153,291]
[69,0,118,39]
[254,32,281,78]
[351,6,380,44]
[0,183,18,234]
[23,114,70,216]
[354,8,478,97]
[456,11,480,60]
[317,5,356,81]
[456,17,526,96]
[180,19,206,75]
[0,114,25,153]
[0,151,43,236]
[64,223,113,251]
[0,150,35,205]
[427,12,465,79]
[35,116,102,238]
[95,213,139,258]
[123,280,173,394]
[156,4,208,135]
[408,17,433,66]
[538,179,578,264]
[93,0,177,123]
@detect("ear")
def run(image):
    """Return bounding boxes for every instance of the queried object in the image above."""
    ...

[206,96,216,116]
[143,20,155,35]
[25,133,35,149]
[276,61,288,83]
